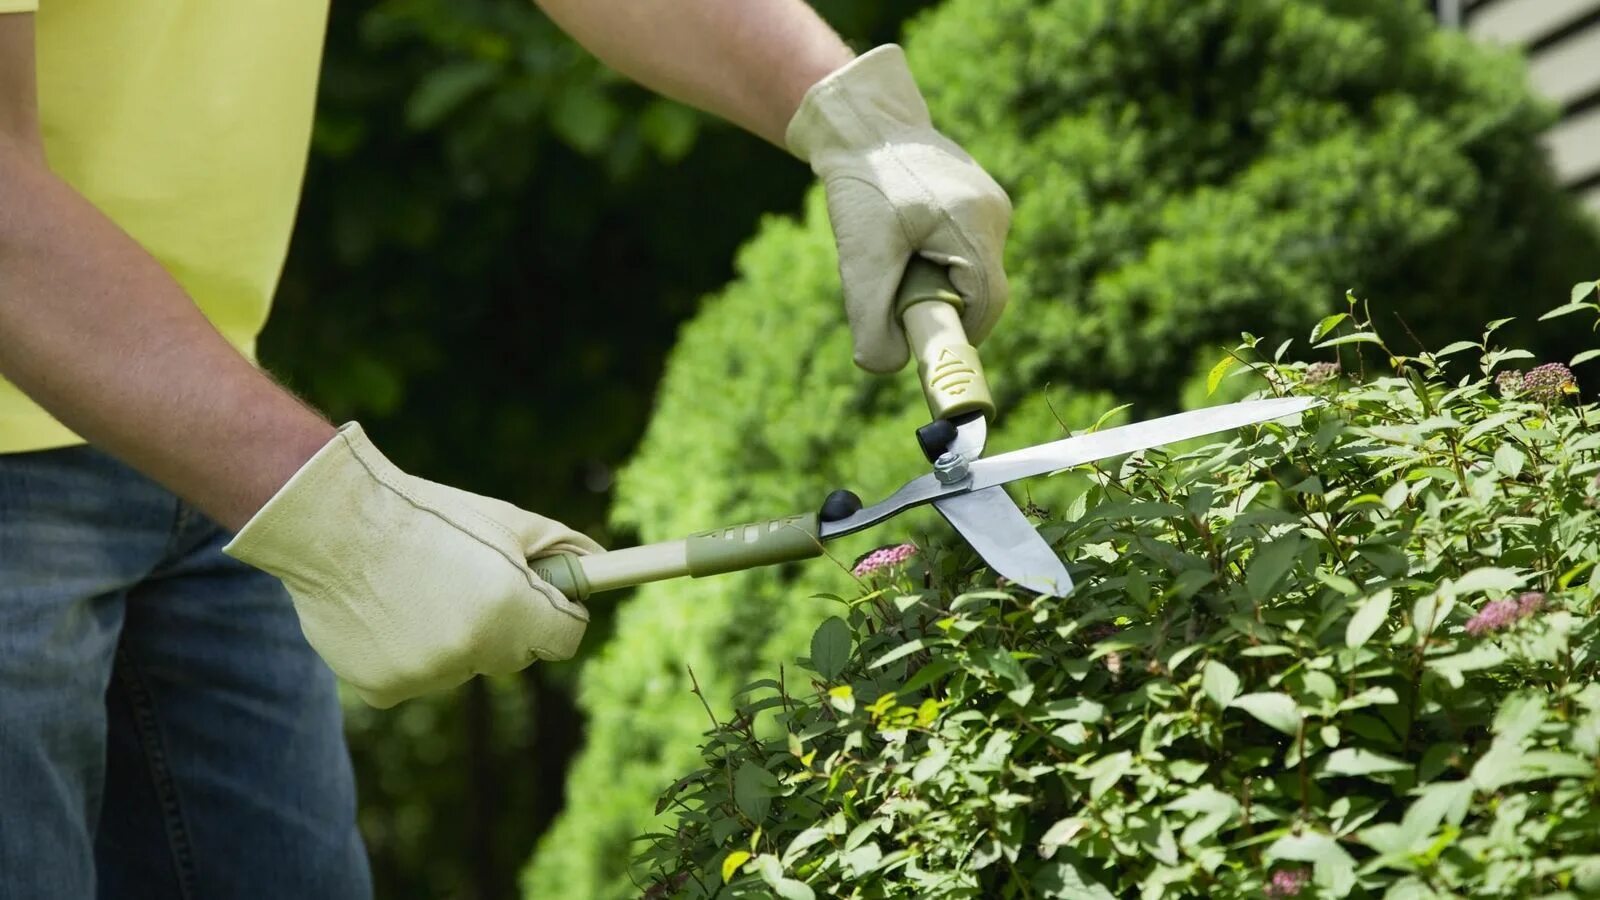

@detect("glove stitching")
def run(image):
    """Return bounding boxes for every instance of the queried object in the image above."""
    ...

[883,144,992,326]
[829,172,918,249]
[343,435,549,594]
[830,90,991,325]
[340,436,588,629]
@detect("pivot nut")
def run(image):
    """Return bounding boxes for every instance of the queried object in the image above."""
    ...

[933,452,969,485]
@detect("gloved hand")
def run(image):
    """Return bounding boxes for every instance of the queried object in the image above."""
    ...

[786,44,1012,374]
[223,423,602,708]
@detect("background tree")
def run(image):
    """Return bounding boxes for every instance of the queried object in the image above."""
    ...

[262,2,933,897]
[525,1,1600,897]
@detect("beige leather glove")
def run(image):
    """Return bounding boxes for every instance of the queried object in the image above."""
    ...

[787,44,1012,374]
[223,423,602,708]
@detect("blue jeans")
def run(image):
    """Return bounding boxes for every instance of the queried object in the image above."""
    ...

[0,445,370,899]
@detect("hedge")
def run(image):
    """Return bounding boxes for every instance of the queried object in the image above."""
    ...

[639,287,1600,898]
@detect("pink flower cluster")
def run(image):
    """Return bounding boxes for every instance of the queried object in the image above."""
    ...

[1496,363,1578,402]
[852,543,918,578]
[1464,592,1545,636]
[1265,868,1309,898]
[1521,363,1577,402]
[1303,361,1341,386]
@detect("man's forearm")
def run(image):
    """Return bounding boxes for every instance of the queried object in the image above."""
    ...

[0,140,334,530]
[534,0,853,146]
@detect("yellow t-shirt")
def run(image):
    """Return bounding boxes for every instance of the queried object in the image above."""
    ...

[0,0,330,453]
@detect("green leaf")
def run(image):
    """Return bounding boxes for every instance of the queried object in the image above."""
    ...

[1311,313,1350,343]
[637,100,699,161]
[1410,593,1453,639]
[1427,645,1508,688]
[897,659,956,696]
[1345,589,1393,649]
[1316,569,1361,596]
[840,842,882,878]
[1574,348,1600,367]
[1470,741,1524,791]
[734,762,778,822]
[1320,748,1410,777]
[1037,817,1087,859]
[1315,331,1382,349]
[405,60,499,129]
[1358,543,1408,578]
[808,617,851,680]
[1493,692,1547,741]
[1434,340,1479,357]
[1166,787,1239,846]
[1247,535,1303,600]
[1086,751,1133,799]
[550,83,623,155]
[1201,660,1241,709]
[1266,831,1358,898]
[1230,692,1302,735]
[1575,280,1600,303]
[1207,354,1239,396]
[1505,751,1594,783]
[753,856,814,900]
[1493,444,1525,478]
[721,850,751,884]
[868,638,926,669]
[1040,697,1106,722]
[1451,567,1526,596]
[1033,860,1117,900]
[1540,301,1594,321]
[782,827,829,867]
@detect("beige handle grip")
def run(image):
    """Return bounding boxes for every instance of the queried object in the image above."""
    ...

[895,258,996,421]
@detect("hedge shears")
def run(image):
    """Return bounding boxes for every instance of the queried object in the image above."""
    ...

[536,260,1316,602]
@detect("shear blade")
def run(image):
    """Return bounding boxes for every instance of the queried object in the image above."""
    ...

[934,487,1073,597]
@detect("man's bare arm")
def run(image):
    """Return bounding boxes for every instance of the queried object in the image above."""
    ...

[532,0,853,146]
[0,16,334,530]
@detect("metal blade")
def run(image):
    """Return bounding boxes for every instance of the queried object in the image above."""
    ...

[934,487,1073,596]
[819,396,1317,540]
[969,397,1318,491]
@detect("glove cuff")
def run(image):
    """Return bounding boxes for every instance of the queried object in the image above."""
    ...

[785,44,931,163]
[222,422,393,578]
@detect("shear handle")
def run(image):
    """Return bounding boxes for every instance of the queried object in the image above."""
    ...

[894,258,996,422]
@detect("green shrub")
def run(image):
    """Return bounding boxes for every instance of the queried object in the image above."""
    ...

[525,0,1599,894]
[636,286,1600,898]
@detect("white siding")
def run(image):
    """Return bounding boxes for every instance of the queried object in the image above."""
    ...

[1464,0,1600,198]
[1526,23,1600,108]
[1547,106,1600,185]
[1468,0,1598,45]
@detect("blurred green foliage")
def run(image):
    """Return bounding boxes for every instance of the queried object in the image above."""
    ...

[260,1,932,898]
[530,1,1600,897]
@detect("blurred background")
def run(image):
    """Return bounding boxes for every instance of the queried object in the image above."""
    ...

[256,1,1600,897]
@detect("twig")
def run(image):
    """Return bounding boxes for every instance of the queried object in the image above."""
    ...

[687,664,720,729]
